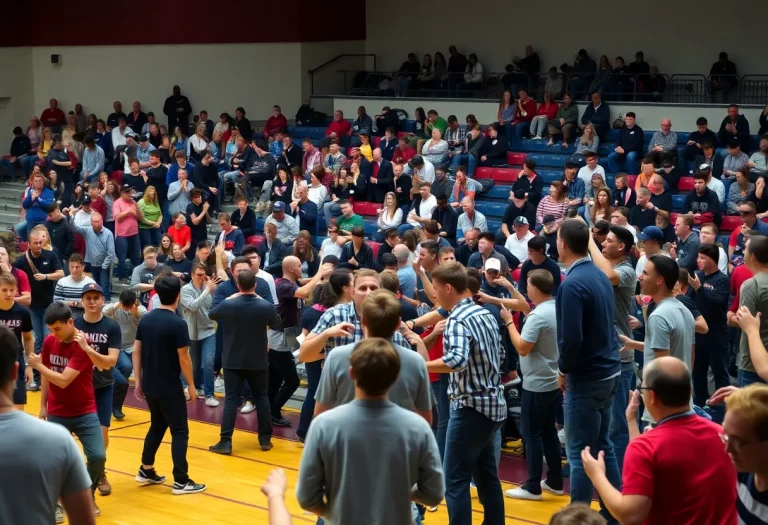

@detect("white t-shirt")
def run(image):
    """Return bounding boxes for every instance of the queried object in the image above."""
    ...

[577,164,606,186]
[408,195,437,227]
[707,177,726,204]
[504,231,535,262]
[257,268,278,306]
[320,237,343,260]
[415,159,435,184]
[635,251,670,279]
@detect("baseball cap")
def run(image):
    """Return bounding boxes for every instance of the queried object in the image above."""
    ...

[272,201,286,212]
[138,134,149,142]
[81,282,104,297]
[484,258,502,272]
[408,154,425,169]
[82,195,92,205]
[513,189,526,199]
[513,216,529,226]
[698,163,712,172]
[120,184,132,193]
[637,226,665,244]
[542,214,556,225]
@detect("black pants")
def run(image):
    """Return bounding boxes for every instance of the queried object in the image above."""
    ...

[221,368,272,441]
[692,341,730,408]
[142,391,189,484]
[520,388,563,494]
[268,351,300,419]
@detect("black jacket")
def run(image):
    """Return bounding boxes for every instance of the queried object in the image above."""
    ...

[10,135,31,158]
[236,118,253,142]
[126,111,148,135]
[718,114,751,153]
[231,207,257,238]
[280,143,302,171]
[650,191,673,212]
[257,239,290,277]
[616,124,644,154]
[231,145,255,172]
[512,173,544,207]
[378,136,398,160]
[145,165,169,203]
[479,135,508,166]
[612,187,636,209]
[339,241,375,270]
[629,205,656,231]
[694,154,724,181]
[163,95,192,134]
[502,201,537,230]
[372,159,395,203]
[45,217,74,260]
[374,112,400,136]
[431,205,459,241]
[191,162,220,190]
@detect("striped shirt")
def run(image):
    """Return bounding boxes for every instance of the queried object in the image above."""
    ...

[738,472,768,525]
[536,196,568,226]
[442,297,507,421]
[53,275,96,312]
[310,301,409,354]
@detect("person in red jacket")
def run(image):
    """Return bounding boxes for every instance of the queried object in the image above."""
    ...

[392,136,416,166]
[324,110,352,147]
[510,89,538,141]
[263,105,287,140]
[41,99,66,132]
[529,92,559,140]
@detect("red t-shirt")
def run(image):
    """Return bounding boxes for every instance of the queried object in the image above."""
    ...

[12,267,30,296]
[325,119,351,137]
[729,264,754,313]
[622,414,737,525]
[167,225,192,249]
[421,327,444,383]
[41,334,96,418]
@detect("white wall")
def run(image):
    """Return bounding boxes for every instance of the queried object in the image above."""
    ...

[366,0,768,76]
[329,96,765,134]
[0,48,34,146]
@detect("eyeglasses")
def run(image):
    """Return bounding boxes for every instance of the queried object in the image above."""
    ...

[719,432,762,454]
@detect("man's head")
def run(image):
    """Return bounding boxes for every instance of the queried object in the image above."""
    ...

[697,243,720,274]
[49,98,58,109]
[460,196,475,215]
[696,117,708,134]
[67,253,86,279]
[591,91,601,106]
[44,302,77,342]
[527,269,554,306]
[431,262,468,309]
[699,223,718,246]
[723,384,768,475]
[418,241,440,272]
[557,219,590,261]
[348,338,400,398]
[624,112,636,128]
[638,226,664,255]
[427,110,438,123]
[361,289,402,338]
[190,262,208,288]
[143,246,158,270]
[380,253,398,271]
[339,200,354,218]
[0,274,17,305]
[392,244,410,268]
[350,226,365,246]
[264,222,278,243]
[674,214,694,239]
[477,232,495,257]
[81,282,105,314]
[728,104,739,120]
[357,106,366,118]
[352,270,380,311]
[196,241,211,262]
[584,152,598,169]
[384,228,399,248]
[693,171,708,195]
[439,246,456,264]
[483,257,502,283]
[745,235,768,273]
[513,216,530,237]
[728,138,742,156]
[640,255,678,296]
[271,201,286,221]
[660,119,672,134]
[739,201,759,228]
[635,187,650,207]
[602,226,634,260]
[27,228,46,257]
[155,275,182,307]
[419,182,433,200]
[641,356,693,422]
[235,269,257,293]
[424,220,440,240]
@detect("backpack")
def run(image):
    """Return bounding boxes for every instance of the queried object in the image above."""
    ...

[391,108,408,124]
[295,104,326,127]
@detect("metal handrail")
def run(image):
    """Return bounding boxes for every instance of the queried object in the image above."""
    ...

[741,75,768,104]
[309,54,377,95]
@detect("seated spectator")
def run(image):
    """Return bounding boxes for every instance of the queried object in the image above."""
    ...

[748,173,768,216]
[422,219,451,250]
[374,192,403,242]
[562,161,586,208]
[656,157,682,191]
[374,107,399,138]
[647,119,678,166]
[630,187,657,231]
[348,149,371,191]
[577,152,606,186]
[634,156,656,192]
[718,103,751,153]
[412,55,435,93]
[409,107,429,152]
[695,142,724,181]
[589,55,613,95]
[653,210,675,244]
[339,226,374,270]
[421,128,449,169]
[536,181,568,229]
[747,135,768,179]
[213,212,245,256]
[467,231,519,273]
[0,126,30,180]
[563,49,597,100]
[529,92,558,140]
[368,147,394,203]
[425,110,447,139]
[649,174,673,212]
[684,171,719,226]
[586,186,613,227]
[392,136,416,166]
[457,197,488,241]
[165,243,193,282]
[324,110,352,147]
[450,123,483,176]
[431,194,458,244]
[723,138,750,181]
[378,127,398,161]
[357,133,373,163]
[291,230,320,278]
[457,53,483,96]
[638,65,666,102]
[267,166,293,211]
[280,134,302,172]
[496,90,516,144]
[546,93,578,147]
[290,183,318,233]
[265,201,299,244]
[230,196,256,239]
[430,168,451,200]
[504,216,535,262]
[728,168,754,214]
[710,52,738,101]
[395,53,421,96]
[684,117,719,162]
[400,182,437,236]
[449,167,482,207]
[498,189,537,245]
[543,67,564,99]
[335,199,365,237]
[574,123,600,158]
[478,123,508,167]
[513,159,544,206]
[307,169,330,209]
[511,89,537,141]
[610,56,633,100]
[320,224,343,260]
[263,105,287,140]
[580,91,610,141]
[583,357,737,525]
[350,106,373,144]
[444,115,467,161]
[607,112,644,174]
[502,45,540,90]
[611,207,638,241]
[612,173,636,209]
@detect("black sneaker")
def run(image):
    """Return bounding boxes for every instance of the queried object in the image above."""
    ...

[135,467,167,485]
[113,409,125,421]
[259,439,274,451]
[172,480,206,495]
[271,416,292,427]
[209,440,232,455]
[295,433,305,444]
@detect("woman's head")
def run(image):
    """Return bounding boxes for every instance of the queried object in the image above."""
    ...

[144,185,157,203]
[161,135,170,148]
[29,116,40,128]
[736,168,749,186]
[48,170,57,184]
[161,234,172,251]
[106,180,120,198]
[543,92,553,104]
[563,93,573,106]
[468,53,477,65]
[415,107,426,122]
[596,187,610,205]
[502,90,512,104]
[583,123,594,138]
[422,54,432,67]
[431,128,441,141]
[212,130,221,143]
[310,170,322,186]
[550,181,565,200]
[174,126,184,138]
[43,128,52,140]
[599,55,610,68]
[296,230,311,252]
[236,107,245,120]
[196,123,206,137]
[360,134,370,144]
[385,192,397,208]
[31,173,45,190]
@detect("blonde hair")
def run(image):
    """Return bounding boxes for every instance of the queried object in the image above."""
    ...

[292,230,315,263]
[725,384,768,440]
[384,192,398,221]
[142,185,158,205]
[580,123,595,145]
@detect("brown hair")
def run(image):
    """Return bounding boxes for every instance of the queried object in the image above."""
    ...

[431,262,468,293]
[549,504,606,525]
[378,270,401,294]
[528,269,555,295]
[292,230,315,263]
[353,269,380,286]
[0,273,17,288]
[349,338,401,396]
[361,290,402,338]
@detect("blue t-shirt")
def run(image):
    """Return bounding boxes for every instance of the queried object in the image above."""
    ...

[397,266,417,299]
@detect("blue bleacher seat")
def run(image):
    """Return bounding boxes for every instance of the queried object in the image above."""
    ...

[483,185,513,200]
[526,153,567,169]
[540,170,563,184]
[475,202,507,219]
[672,194,687,212]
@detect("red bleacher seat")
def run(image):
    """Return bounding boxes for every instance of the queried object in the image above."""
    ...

[475,167,493,180]
[491,168,519,183]
[366,241,382,258]
[677,177,694,192]
[669,212,679,225]
[627,175,637,188]
[373,136,381,148]
[511,268,521,282]
[1,155,10,160]
[353,202,379,217]
[721,215,742,232]
[506,152,526,165]
[246,235,264,246]
[109,171,123,185]
[396,131,409,139]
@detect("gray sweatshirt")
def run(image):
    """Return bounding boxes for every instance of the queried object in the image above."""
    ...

[102,302,147,351]
[179,282,215,340]
[296,399,444,525]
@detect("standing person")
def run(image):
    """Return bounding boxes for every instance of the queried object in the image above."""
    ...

[268,257,331,427]
[0,325,96,525]
[113,184,142,284]
[73,213,115,300]
[423,263,506,525]
[163,85,192,136]
[555,219,622,519]
[671,215,700,275]
[130,246,163,309]
[588,225,638,474]
[180,263,218,407]
[688,244,730,408]
[74,283,121,497]
[28,302,105,516]
[582,357,737,525]
[103,289,146,421]
[502,270,564,501]
[0,274,34,410]
[13,228,64,389]
[736,235,768,386]
[52,254,95,316]
[132,276,206,495]
[208,270,279,454]
[296,338,444,524]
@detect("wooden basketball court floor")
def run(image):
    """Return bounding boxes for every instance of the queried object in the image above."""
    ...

[22,389,597,525]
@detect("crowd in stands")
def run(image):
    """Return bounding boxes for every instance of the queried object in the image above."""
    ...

[2,80,768,525]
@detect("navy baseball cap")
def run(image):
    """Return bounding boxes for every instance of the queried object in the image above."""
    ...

[81,282,104,297]
[272,201,286,212]
[638,226,665,244]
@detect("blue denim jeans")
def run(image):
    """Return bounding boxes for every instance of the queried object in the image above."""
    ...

[29,308,49,384]
[297,360,323,440]
[565,376,622,521]
[606,151,639,175]
[112,349,133,412]
[608,367,635,476]
[115,233,141,279]
[89,265,112,301]
[48,412,106,494]
[430,375,450,460]
[739,369,766,387]
[450,154,477,177]
[190,335,216,398]
[139,228,162,250]
[443,407,505,525]
[322,201,341,228]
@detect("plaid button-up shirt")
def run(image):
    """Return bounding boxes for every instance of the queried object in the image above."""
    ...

[311,302,409,354]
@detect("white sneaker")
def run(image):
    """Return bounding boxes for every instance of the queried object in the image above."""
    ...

[214,377,225,393]
[557,428,566,446]
[183,387,190,401]
[503,376,522,388]
[541,480,564,495]
[196,389,204,398]
[240,401,255,414]
[505,487,542,500]
[533,135,542,140]
[205,397,219,407]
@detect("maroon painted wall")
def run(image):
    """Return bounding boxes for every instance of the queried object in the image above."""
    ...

[0,1,365,47]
